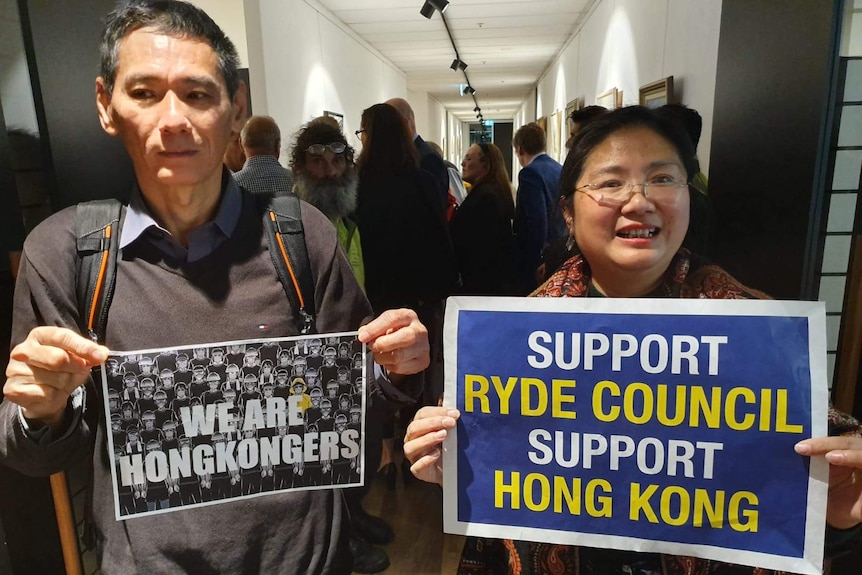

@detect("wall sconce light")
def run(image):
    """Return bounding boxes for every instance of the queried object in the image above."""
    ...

[450,58,468,71]
[420,0,449,19]
[462,85,476,96]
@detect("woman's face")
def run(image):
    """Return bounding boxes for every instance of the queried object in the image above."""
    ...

[461,144,489,185]
[570,126,690,296]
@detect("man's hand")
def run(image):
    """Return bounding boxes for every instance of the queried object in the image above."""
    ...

[4,326,109,431]
[358,308,429,376]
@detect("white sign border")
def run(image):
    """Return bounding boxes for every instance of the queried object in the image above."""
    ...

[101,330,366,521]
[442,296,829,575]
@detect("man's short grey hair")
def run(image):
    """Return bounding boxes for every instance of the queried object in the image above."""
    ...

[99,0,240,98]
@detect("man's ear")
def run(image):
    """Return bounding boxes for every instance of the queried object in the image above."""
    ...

[95,77,118,136]
[231,81,249,136]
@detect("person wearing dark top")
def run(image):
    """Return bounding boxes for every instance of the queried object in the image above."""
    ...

[356,103,458,316]
[450,142,518,295]
[385,98,450,212]
[355,102,458,523]
[511,123,566,294]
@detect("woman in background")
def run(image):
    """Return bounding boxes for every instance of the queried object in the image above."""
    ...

[451,142,518,295]
[356,103,458,315]
[356,103,459,490]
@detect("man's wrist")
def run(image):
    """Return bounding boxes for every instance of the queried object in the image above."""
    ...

[22,404,70,434]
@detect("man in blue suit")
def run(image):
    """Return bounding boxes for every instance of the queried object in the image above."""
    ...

[512,122,566,294]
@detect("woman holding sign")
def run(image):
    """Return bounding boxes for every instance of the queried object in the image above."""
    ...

[404,106,862,574]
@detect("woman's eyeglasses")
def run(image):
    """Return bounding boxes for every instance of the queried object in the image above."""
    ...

[354,129,366,138]
[305,142,347,155]
[575,178,688,208]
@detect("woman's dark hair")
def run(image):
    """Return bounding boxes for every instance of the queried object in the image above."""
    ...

[357,103,418,178]
[473,142,515,220]
[559,105,707,252]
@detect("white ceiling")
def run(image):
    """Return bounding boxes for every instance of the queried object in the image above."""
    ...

[317,0,594,122]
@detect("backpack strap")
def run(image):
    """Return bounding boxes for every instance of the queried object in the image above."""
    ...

[75,199,124,343]
[260,194,317,334]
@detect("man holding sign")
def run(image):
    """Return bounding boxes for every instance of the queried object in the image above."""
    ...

[405,106,862,575]
[0,1,428,573]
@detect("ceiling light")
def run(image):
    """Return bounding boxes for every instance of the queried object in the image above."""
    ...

[450,58,467,71]
[473,106,480,112]
[420,0,449,19]
[461,85,476,96]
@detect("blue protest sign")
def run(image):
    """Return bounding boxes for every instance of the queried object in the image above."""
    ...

[442,297,828,575]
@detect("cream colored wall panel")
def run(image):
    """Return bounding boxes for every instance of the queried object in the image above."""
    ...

[827,314,842,350]
[821,235,853,274]
[845,59,862,101]
[827,192,858,233]
[832,149,862,189]
[819,275,847,314]
[838,105,862,146]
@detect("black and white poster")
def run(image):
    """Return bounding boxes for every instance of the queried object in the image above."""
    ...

[101,332,366,520]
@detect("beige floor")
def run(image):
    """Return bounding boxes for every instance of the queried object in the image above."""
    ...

[358,461,465,575]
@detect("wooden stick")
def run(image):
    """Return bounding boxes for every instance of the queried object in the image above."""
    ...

[49,471,83,575]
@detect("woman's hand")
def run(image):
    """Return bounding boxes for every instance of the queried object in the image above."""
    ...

[796,436,862,529]
[403,406,460,485]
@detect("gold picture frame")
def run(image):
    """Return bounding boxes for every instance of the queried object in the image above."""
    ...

[537,116,548,135]
[596,87,622,110]
[565,97,583,133]
[639,76,674,109]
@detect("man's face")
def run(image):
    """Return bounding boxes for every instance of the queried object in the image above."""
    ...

[95,28,246,192]
[303,144,348,182]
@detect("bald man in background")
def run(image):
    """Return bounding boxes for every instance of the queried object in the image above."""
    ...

[385,98,449,211]
[233,115,294,196]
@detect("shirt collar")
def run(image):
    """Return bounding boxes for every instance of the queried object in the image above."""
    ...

[241,154,281,168]
[120,172,243,250]
[526,152,547,167]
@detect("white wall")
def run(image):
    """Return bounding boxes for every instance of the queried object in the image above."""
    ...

[424,94,447,150]
[252,0,408,155]
[528,0,722,174]
[189,0,250,66]
[198,0,408,163]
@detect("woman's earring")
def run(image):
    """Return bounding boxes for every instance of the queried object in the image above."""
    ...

[565,234,576,252]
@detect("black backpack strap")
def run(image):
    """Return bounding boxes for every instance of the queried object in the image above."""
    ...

[75,199,124,343]
[260,194,317,334]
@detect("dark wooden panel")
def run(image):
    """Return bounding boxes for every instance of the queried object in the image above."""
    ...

[22,0,134,209]
[708,0,839,299]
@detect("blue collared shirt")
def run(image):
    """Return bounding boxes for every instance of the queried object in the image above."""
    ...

[120,176,243,263]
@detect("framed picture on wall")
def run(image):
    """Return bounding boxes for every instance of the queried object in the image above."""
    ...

[548,111,561,162]
[596,87,621,110]
[639,76,674,109]
[565,97,583,122]
[323,110,344,131]
[537,116,548,135]
[238,68,252,115]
